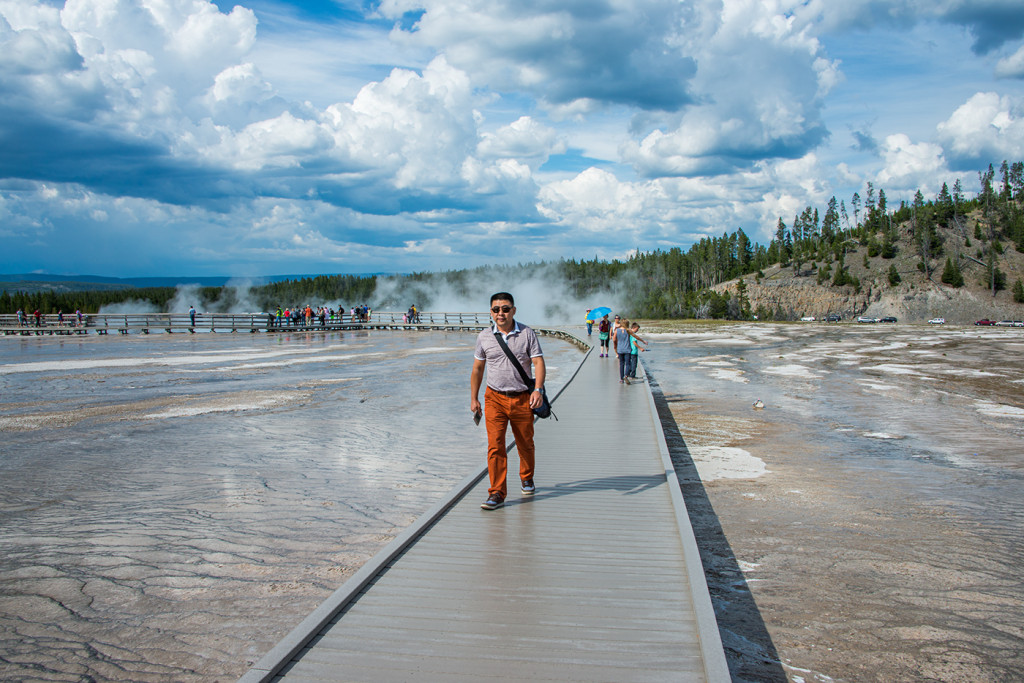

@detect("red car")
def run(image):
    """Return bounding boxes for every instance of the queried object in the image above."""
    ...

[975,319,996,326]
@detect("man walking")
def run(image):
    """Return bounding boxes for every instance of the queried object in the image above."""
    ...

[470,292,546,510]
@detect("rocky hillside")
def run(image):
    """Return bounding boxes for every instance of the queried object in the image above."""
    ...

[714,211,1024,324]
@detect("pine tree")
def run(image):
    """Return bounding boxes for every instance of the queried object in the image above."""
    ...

[940,257,964,288]
[865,182,876,231]
[822,196,839,245]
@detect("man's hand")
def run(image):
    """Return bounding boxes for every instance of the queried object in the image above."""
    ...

[529,389,544,409]
[470,358,485,417]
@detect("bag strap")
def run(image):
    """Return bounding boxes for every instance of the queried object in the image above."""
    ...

[493,330,535,391]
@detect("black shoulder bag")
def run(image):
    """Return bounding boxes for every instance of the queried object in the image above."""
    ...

[493,332,557,420]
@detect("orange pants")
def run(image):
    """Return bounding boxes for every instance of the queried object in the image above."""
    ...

[484,387,535,498]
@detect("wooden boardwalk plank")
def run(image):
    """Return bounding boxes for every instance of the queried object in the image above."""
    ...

[240,339,728,682]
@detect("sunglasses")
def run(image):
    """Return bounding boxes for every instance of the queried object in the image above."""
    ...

[491,305,513,313]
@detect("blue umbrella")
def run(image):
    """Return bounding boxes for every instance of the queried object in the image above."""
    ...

[586,306,611,321]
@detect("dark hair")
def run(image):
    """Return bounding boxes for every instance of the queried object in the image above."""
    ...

[490,292,515,306]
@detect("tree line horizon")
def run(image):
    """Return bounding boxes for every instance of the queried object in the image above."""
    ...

[4,160,1024,320]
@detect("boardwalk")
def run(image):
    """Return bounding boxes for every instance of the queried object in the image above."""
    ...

[0,311,489,336]
[240,341,728,682]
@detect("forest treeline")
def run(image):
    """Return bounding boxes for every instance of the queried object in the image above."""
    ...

[4,161,1023,319]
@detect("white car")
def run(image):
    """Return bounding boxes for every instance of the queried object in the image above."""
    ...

[928,317,945,325]
[800,316,816,322]
[857,316,877,323]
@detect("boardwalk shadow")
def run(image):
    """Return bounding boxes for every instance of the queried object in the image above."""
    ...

[504,474,665,507]
[646,368,788,683]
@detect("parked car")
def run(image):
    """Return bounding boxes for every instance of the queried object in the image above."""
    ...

[995,320,1015,327]
[857,316,877,323]
[879,316,897,323]
[975,319,996,326]
[928,317,945,325]
[800,316,816,322]
[1015,321,1024,328]
[825,314,842,322]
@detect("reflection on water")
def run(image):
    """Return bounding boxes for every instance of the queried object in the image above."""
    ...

[642,323,1024,682]
[0,329,581,681]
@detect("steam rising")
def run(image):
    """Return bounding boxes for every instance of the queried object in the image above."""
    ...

[99,279,265,315]
[96,267,632,324]
[372,263,631,324]
[98,300,162,315]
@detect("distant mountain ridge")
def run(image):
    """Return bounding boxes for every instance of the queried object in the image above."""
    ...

[0,273,334,291]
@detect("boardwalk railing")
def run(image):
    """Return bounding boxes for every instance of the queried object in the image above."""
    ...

[0,312,496,336]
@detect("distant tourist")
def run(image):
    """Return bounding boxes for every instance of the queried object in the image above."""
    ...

[17,308,25,326]
[189,305,196,327]
[33,309,41,327]
[597,315,611,357]
[470,292,546,511]
[611,315,623,363]
[585,309,593,336]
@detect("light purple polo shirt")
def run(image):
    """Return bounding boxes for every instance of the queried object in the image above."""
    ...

[474,321,544,392]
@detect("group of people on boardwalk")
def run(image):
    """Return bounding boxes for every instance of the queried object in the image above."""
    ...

[14,308,84,328]
[586,309,647,384]
[270,304,371,328]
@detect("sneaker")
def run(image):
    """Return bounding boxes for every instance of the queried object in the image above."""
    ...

[481,493,504,510]
[624,377,631,385]
[521,479,535,495]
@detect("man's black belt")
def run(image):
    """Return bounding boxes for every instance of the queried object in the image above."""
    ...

[488,387,530,397]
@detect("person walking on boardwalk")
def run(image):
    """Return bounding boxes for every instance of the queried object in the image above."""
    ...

[597,314,611,356]
[614,319,645,384]
[470,292,546,511]
[627,322,647,380]
[189,305,196,327]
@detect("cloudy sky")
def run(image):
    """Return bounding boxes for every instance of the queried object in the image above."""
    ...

[1,0,1023,278]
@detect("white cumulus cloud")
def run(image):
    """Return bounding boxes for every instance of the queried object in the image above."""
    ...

[876,133,947,191]
[936,92,1024,165]
[381,0,698,111]
[621,0,834,178]
[995,44,1024,78]
[477,116,566,170]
